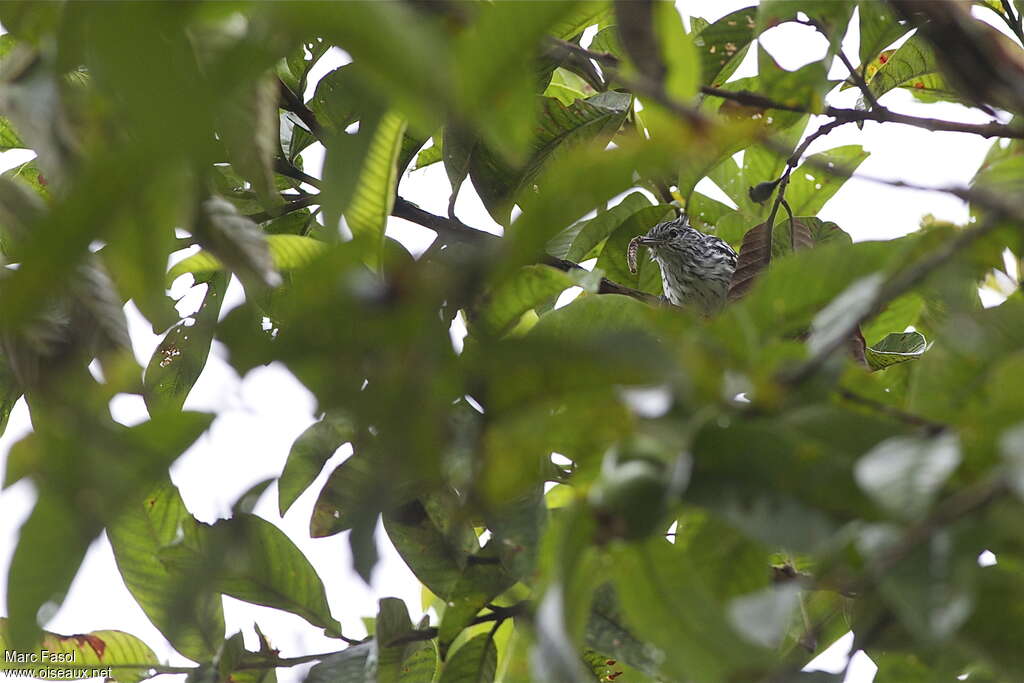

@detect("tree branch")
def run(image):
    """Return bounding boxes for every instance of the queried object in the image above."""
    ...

[700,85,1024,139]
[245,193,320,223]
[546,38,1024,139]
[278,78,325,140]
[391,197,663,305]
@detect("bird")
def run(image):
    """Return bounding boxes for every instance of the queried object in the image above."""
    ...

[632,217,737,316]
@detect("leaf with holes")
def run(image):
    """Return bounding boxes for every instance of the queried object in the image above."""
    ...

[0,620,159,683]
[144,273,228,415]
[694,6,759,86]
[786,145,869,217]
[858,1,911,66]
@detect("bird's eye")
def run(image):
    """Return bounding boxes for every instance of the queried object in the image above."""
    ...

[668,228,681,238]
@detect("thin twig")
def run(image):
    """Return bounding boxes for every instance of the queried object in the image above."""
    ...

[837,388,946,432]
[796,16,880,110]
[1000,0,1024,45]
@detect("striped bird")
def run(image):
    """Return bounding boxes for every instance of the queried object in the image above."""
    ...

[636,217,737,315]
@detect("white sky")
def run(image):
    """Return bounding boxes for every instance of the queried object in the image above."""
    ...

[0,3,1016,682]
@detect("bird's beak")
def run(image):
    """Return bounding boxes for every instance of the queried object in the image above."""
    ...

[636,236,665,246]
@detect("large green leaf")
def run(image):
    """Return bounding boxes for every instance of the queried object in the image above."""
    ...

[7,412,213,651]
[440,633,497,683]
[467,92,632,226]
[866,35,958,104]
[159,514,344,638]
[384,498,515,603]
[610,539,767,681]
[305,642,374,683]
[469,265,579,338]
[0,620,159,683]
[108,480,225,662]
[342,111,407,266]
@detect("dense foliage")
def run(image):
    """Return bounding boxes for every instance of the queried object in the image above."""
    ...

[2,1,1024,681]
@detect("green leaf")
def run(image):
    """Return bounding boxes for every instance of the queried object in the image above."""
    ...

[726,584,802,649]
[858,0,912,66]
[108,481,225,661]
[786,144,869,216]
[219,74,280,210]
[2,159,49,200]
[0,116,24,150]
[7,411,213,651]
[585,585,661,676]
[305,642,374,683]
[160,514,343,638]
[854,433,961,520]
[167,234,328,284]
[414,136,443,170]
[693,6,759,86]
[564,191,651,262]
[0,352,21,440]
[374,598,437,683]
[470,92,632,226]
[862,292,925,347]
[308,65,366,135]
[656,3,699,102]
[144,273,228,415]
[0,620,159,683]
[439,633,498,683]
[310,454,378,538]
[757,44,831,111]
[470,265,578,338]
[807,272,884,357]
[342,111,408,266]
[610,539,765,681]
[279,413,354,516]
[866,331,928,370]
[866,35,947,102]
[384,498,515,602]
[191,197,279,289]
[454,1,583,160]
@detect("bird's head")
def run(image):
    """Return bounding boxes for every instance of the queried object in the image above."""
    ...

[636,218,701,255]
